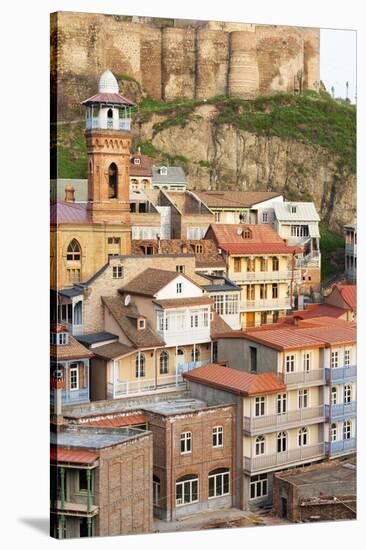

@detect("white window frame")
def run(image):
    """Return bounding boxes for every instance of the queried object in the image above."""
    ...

[331,386,337,405]
[330,423,337,442]
[112,265,124,279]
[298,427,309,447]
[277,431,287,453]
[298,389,309,409]
[277,393,287,415]
[344,348,351,367]
[214,212,221,223]
[250,474,268,500]
[255,396,265,417]
[212,426,224,448]
[331,350,339,369]
[285,354,295,373]
[208,469,230,499]
[153,477,160,506]
[180,431,192,454]
[262,212,268,223]
[344,384,352,404]
[176,282,183,294]
[255,435,265,456]
[213,294,224,315]
[175,476,199,506]
[69,366,79,391]
[303,351,311,372]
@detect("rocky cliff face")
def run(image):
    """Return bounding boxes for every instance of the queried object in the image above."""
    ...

[137,105,355,233]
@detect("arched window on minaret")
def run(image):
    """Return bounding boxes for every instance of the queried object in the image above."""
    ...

[108,163,118,199]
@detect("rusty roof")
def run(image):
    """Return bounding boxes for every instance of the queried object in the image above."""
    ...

[130,154,153,177]
[210,310,233,339]
[195,190,282,208]
[333,284,357,310]
[92,341,135,360]
[153,296,213,309]
[280,304,348,322]
[85,414,147,428]
[119,268,200,297]
[50,446,98,465]
[50,201,91,224]
[183,363,286,396]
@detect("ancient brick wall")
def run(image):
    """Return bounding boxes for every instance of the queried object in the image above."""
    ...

[51,13,320,119]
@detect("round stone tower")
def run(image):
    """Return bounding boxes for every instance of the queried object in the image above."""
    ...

[161,27,196,101]
[228,31,259,98]
[196,29,229,99]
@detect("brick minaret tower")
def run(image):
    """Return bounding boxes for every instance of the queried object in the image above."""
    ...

[81,70,136,223]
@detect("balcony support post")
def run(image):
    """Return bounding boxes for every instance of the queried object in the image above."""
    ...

[60,467,65,510]
[86,469,92,514]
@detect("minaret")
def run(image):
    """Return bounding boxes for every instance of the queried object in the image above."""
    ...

[81,70,136,223]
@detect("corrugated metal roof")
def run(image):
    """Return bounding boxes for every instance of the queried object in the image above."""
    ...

[221,243,301,255]
[274,202,320,222]
[50,446,98,464]
[194,191,282,208]
[152,166,186,184]
[334,284,357,310]
[50,201,91,224]
[86,414,147,428]
[81,92,136,106]
[76,332,119,346]
[183,363,286,396]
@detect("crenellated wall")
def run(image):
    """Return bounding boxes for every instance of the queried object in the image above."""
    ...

[51,13,320,117]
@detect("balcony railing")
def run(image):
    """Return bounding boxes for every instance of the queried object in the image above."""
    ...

[243,405,325,434]
[50,387,89,405]
[108,374,186,399]
[230,270,301,283]
[176,360,210,374]
[325,401,357,420]
[157,327,211,346]
[325,365,357,384]
[86,117,132,131]
[283,369,325,387]
[325,437,356,456]
[240,297,291,312]
[244,443,324,473]
[345,243,357,255]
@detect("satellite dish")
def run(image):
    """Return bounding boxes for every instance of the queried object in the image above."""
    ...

[124,295,131,307]
[237,228,243,236]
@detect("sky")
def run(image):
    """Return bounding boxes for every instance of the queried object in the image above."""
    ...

[320,28,356,102]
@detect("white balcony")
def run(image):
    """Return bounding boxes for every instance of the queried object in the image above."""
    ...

[86,116,132,131]
[230,270,301,283]
[157,327,211,347]
[243,405,325,435]
[244,443,325,473]
[240,297,291,312]
[283,368,325,388]
[108,374,185,399]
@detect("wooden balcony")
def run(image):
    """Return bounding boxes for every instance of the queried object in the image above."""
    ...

[240,297,291,312]
[243,405,325,435]
[244,443,325,473]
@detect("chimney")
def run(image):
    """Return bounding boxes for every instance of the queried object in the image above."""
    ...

[65,185,75,202]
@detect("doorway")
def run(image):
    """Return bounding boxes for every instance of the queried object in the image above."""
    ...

[280,496,288,518]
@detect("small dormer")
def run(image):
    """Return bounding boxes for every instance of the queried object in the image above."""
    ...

[133,156,141,165]
[50,324,69,345]
[137,316,146,330]
[243,227,252,239]
[159,166,168,176]
[290,204,297,214]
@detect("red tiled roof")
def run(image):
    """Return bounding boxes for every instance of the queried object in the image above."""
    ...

[85,414,147,428]
[335,284,357,310]
[81,92,135,106]
[50,446,98,464]
[280,304,348,321]
[183,363,286,396]
[130,154,152,177]
[50,324,69,333]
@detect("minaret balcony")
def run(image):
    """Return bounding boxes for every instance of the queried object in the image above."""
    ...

[86,116,132,131]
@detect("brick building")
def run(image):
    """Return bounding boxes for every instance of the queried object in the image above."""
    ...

[50,425,153,539]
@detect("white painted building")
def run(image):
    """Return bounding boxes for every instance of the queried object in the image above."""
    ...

[344,223,356,281]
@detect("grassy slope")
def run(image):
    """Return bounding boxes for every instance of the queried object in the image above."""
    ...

[319,221,345,280]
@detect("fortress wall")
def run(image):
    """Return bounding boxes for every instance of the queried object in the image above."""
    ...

[255,25,304,95]
[302,28,321,90]
[196,30,229,98]
[161,28,196,100]
[228,31,259,98]
[140,27,163,99]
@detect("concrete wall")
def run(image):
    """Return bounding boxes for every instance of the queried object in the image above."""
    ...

[217,338,278,375]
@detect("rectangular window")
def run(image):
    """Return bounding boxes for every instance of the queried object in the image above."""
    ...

[331,350,339,368]
[260,257,267,271]
[250,346,257,373]
[225,294,238,315]
[250,474,268,499]
[344,348,351,366]
[70,367,79,390]
[112,266,124,279]
[67,268,80,283]
[212,426,223,447]
[247,258,255,272]
[285,355,295,373]
[78,470,89,492]
[303,352,311,372]
[331,424,337,442]
[213,295,224,315]
[195,244,203,254]
[298,389,309,409]
[255,397,265,417]
[176,282,183,294]
[214,212,221,223]
[153,479,160,506]
[272,283,278,298]
[277,393,287,415]
[272,257,279,271]
[259,284,267,300]
[208,470,230,498]
[180,432,192,454]
[234,258,241,273]
[176,265,185,273]
[262,212,268,223]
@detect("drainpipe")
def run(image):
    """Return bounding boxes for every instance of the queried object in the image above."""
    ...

[60,467,65,509]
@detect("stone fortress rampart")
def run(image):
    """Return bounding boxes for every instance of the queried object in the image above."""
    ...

[51,13,320,115]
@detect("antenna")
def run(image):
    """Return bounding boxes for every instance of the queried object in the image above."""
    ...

[124,295,131,307]
[237,228,243,236]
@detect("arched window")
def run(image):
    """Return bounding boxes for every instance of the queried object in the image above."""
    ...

[160,351,169,375]
[135,353,145,378]
[298,427,308,447]
[255,435,265,456]
[344,384,352,404]
[107,108,113,118]
[208,468,230,498]
[277,431,287,453]
[108,162,118,199]
[66,239,81,261]
[153,474,161,506]
[191,347,200,363]
[73,301,83,326]
[331,386,337,405]
[343,419,352,440]
[331,423,337,442]
[176,474,198,506]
